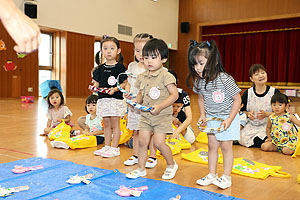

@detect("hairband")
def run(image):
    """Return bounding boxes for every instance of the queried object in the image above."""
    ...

[190,40,198,47]
[102,35,109,39]
[206,40,211,47]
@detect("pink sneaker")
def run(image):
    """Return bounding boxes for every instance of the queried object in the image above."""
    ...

[101,147,120,158]
[94,146,111,156]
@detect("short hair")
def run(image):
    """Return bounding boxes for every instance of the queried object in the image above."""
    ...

[142,38,168,59]
[168,69,178,84]
[249,64,266,78]
[47,88,64,109]
[101,36,123,64]
[271,93,288,104]
[174,92,184,104]
[85,95,99,113]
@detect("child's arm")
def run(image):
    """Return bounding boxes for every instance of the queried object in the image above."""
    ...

[197,94,206,125]
[135,91,143,104]
[57,115,71,123]
[86,129,104,136]
[150,83,178,115]
[46,119,52,128]
[290,114,300,127]
[108,80,128,95]
[172,106,192,138]
[265,117,272,142]
[221,93,241,130]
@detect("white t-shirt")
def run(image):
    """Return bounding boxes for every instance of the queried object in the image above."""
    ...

[85,114,104,137]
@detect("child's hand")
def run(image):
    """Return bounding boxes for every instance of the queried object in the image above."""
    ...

[56,118,62,122]
[91,79,99,87]
[265,137,272,142]
[198,116,207,127]
[221,118,233,130]
[247,111,255,120]
[170,132,180,140]
[256,110,266,120]
[173,118,180,127]
[150,105,161,115]
[124,93,132,100]
[108,88,115,95]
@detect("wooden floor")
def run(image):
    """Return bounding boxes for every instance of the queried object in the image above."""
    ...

[0,94,300,200]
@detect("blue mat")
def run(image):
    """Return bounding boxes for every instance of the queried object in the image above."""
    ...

[0,158,243,200]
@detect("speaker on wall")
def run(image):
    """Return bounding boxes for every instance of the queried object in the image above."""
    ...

[24,0,37,19]
[181,22,190,33]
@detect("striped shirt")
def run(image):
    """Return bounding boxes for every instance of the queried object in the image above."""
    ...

[193,73,241,115]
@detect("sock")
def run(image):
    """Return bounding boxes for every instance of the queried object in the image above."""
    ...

[149,157,156,160]
[111,147,119,151]
[209,173,217,178]
[132,155,138,159]
[222,174,231,181]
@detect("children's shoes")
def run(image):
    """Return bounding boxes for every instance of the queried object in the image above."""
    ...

[50,141,69,149]
[212,174,232,189]
[124,155,138,166]
[126,169,147,179]
[94,146,111,156]
[196,173,217,186]
[145,157,157,168]
[101,147,120,158]
[162,160,178,180]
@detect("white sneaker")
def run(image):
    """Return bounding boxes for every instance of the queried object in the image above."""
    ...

[126,169,147,179]
[212,175,232,189]
[50,141,69,149]
[145,157,157,168]
[124,156,138,166]
[101,147,120,158]
[196,173,217,186]
[94,146,111,156]
[162,161,178,180]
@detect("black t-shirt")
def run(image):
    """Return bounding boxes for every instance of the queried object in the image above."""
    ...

[93,63,127,100]
[177,88,190,107]
[241,85,280,111]
[176,109,186,123]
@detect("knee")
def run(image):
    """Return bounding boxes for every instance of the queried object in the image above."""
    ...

[282,147,294,155]
[261,142,271,151]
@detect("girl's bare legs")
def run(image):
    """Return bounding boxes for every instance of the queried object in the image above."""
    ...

[153,133,174,165]
[261,142,277,152]
[103,117,112,146]
[282,147,294,155]
[137,130,152,170]
[111,116,121,148]
[207,134,220,174]
[149,136,157,158]
[220,140,233,176]
[132,130,139,156]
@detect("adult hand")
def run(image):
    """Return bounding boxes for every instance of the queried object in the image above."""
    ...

[1,0,41,53]
[247,110,255,120]
[256,110,266,120]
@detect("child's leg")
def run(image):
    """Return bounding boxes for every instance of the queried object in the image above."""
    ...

[282,147,295,155]
[137,130,152,170]
[220,141,233,176]
[145,135,158,168]
[132,130,139,156]
[111,116,121,148]
[207,134,220,174]
[153,133,174,166]
[261,141,277,152]
[103,117,112,146]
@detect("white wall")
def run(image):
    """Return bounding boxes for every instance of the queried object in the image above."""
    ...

[15,0,179,49]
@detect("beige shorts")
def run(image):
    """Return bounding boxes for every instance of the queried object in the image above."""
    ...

[138,113,173,134]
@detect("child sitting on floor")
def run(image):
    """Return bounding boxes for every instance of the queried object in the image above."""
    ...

[261,93,300,155]
[51,95,104,149]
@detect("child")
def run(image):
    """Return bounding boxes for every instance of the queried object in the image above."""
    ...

[42,88,72,136]
[123,33,159,167]
[168,69,194,144]
[125,38,179,180]
[239,64,280,148]
[51,95,104,149]
[187,40,241,189]
[261,93,300,155]
[92,36,127,158]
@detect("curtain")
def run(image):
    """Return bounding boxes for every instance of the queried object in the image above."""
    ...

[202,17,300,85]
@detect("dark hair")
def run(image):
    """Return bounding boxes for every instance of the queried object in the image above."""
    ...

[47,88,64,109]
[271,93,288,105]
[85,95,99,113]
[95,51,101,66]
[168,69,178,84]
[101,36,123,64]
[249,64,266,87]
[174,92,184,104]
[142,38,168,59]
[133,33,153,61]
[186,40,226,89]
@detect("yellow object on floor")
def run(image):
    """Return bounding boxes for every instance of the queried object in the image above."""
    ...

[48,120,71,141]
[297,174,300,183]
[156,138,182,158]
[196,131,208,144]
[232,157,291,179]
[55,135,97,149]
[291,130,300,158]
[119,117,133,144]
[181,148,223,164]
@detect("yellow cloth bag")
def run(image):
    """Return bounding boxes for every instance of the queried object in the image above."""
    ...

[156,138,182,158]
[54,135,97,149]
[232,157,291,179]
[168,124,191,149]
[118,117,133,144]
[48,120,71,141]
[291,130,300,158]
[181,148,223,164]
[196,131,208,144]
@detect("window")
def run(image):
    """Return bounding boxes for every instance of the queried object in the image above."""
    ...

[94,41,101,66]
[38,33,53,96]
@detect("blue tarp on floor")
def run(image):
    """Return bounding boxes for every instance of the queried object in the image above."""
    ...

[0,157,243,200]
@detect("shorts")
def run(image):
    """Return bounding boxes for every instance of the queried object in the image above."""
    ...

[127,107,141,130]
[206,113,240,141]
[184,125,195,144]
[96,98,125,117]
[138,113,173,134]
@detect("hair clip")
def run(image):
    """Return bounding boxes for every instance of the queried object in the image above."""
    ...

[206,41,211,47]
[190,40,198,47]
[103,35,109,39]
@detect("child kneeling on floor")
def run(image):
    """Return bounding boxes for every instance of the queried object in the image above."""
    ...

[51,95,104,149]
